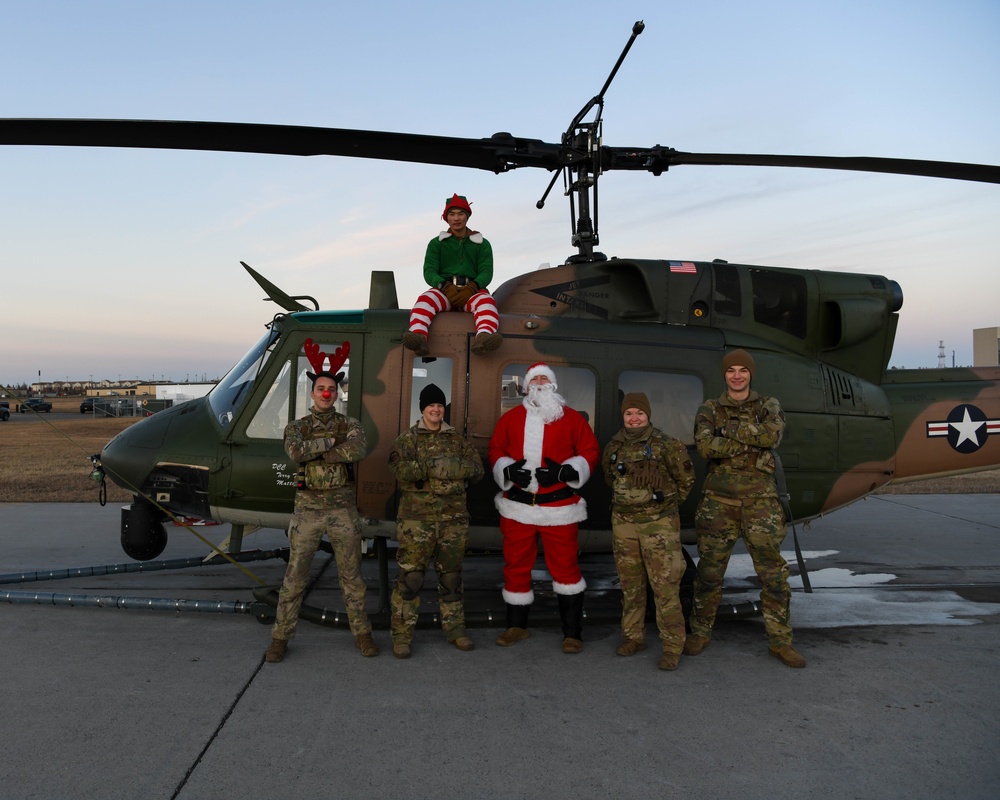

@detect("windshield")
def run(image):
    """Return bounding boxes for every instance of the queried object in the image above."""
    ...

[208,328,280,426]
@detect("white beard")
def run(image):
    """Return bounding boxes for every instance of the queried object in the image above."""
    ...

[524,383,565,424]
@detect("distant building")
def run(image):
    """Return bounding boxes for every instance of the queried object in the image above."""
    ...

[973,327,1000,367]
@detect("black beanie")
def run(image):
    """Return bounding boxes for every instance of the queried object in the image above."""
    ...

[419,383,447,411]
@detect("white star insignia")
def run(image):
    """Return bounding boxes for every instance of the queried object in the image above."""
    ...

[950,407,985,447]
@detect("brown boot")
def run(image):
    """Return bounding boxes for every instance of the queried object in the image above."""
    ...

[495,627,529,647]
[355,633,379,657]
[658,651,680,671]
[683,634,710,656]
[392,642,411,659]
[769,644,806,668]
[265,637,288,663]
[471,331,503,355]
[401,331,430,356]
[449,636,475,651]
[615,639,647,656]
[562,637,583,654]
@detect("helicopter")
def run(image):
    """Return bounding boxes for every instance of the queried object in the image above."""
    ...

[1,21,998,566]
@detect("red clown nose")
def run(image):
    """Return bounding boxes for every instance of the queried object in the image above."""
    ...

[322,390,332,399]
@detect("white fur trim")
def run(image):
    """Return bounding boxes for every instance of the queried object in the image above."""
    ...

[524,363,556,386]
[521,410,546,491]
[552,578,587,595]
[495,493,588,526]
[492,457,515,488]
[502,588,534,605]
[438,230,451,241]
[469,231,483,244]
[564,455,591,489]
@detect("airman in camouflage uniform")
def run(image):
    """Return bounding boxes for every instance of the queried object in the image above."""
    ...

[388,384,484,658]
[602,392,695,670]
[684,349,806,668]
[265,368,378,663]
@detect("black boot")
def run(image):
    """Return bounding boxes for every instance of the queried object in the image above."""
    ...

[506,602,530,629]
[558,593,584,653]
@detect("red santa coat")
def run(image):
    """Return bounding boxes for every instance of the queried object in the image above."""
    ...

[489,403,600,527]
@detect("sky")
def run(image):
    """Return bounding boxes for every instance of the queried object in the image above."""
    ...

[2,0,998,388]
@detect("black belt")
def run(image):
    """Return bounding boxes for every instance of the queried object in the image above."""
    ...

[440,276,472,287]
[506,486,577,506]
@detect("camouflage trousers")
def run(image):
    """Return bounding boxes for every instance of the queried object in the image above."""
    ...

[612,512,686,655]
[272,505,371,641]
[391,518,469,645]
[690,494,792,647]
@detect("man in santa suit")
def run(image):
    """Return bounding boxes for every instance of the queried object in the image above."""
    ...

[489,363,600,653]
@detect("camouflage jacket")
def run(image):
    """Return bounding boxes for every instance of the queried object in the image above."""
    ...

[602,425,695,522]
[389,420,484,521]
[694,390,784,499]
[284,408,366,510]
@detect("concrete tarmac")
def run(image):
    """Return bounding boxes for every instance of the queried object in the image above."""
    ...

[2,496,998,799]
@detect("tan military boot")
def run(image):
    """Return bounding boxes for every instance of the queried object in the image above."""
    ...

[562,637,583,654]
[265,637,288,663]
[355,633,379,657]
[615,639,647,656]
[392,642,412,659]
[471,331,503,355]
[683,634,710,656]
[769,645,806,668]
[401,331,430,356]
[658,651,680,671]
[495,627,529,647]
[449,636,475,651]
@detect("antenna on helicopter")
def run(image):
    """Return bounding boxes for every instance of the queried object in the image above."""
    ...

[536,19,645,263]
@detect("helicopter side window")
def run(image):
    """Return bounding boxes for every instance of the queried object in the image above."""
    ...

[294,349,350,418]
[246,359,292,440]
[751,269,807,338]
[712,263,742,317]
[208,329,280,426]
[618,371,702,445]
[502,364,597,431]
[410,359,454,426]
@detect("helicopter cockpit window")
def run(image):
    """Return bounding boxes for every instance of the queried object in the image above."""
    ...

[751,269,807,338]
[208,329,280,427]
[502,364,597,431]
[294,347,350,419]
[410,358,454,426]
[246,359,292,440]
[617,371,702,445]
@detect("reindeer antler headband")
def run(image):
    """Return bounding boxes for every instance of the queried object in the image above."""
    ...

[304,338,350,386]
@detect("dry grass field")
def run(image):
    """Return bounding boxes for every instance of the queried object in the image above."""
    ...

[0,396,140,503]
[2,395,998,502]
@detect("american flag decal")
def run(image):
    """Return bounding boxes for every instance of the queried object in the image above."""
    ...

[668,261,697,273]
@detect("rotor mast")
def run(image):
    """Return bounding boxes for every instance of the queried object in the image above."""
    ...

[538,20,644,263]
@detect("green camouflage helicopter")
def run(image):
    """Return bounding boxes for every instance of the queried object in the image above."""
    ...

[2,21,998,565]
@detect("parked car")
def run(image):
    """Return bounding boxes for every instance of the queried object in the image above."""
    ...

[80,398,95,413]
[20,398,53,413]
[0,401,9,422]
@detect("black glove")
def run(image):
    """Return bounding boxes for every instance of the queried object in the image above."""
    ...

[503,458,531,488]
[536,457,578,487]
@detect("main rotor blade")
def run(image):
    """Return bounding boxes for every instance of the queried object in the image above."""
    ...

[2,118,998,184]
[605,147,1000,184]
[0,118,558,173]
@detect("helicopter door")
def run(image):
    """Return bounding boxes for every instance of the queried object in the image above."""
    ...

[464,345,600,530]
[219,334,364,530]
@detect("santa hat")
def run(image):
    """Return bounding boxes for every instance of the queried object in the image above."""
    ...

[524,362,557,388]
[442,193,473,220]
